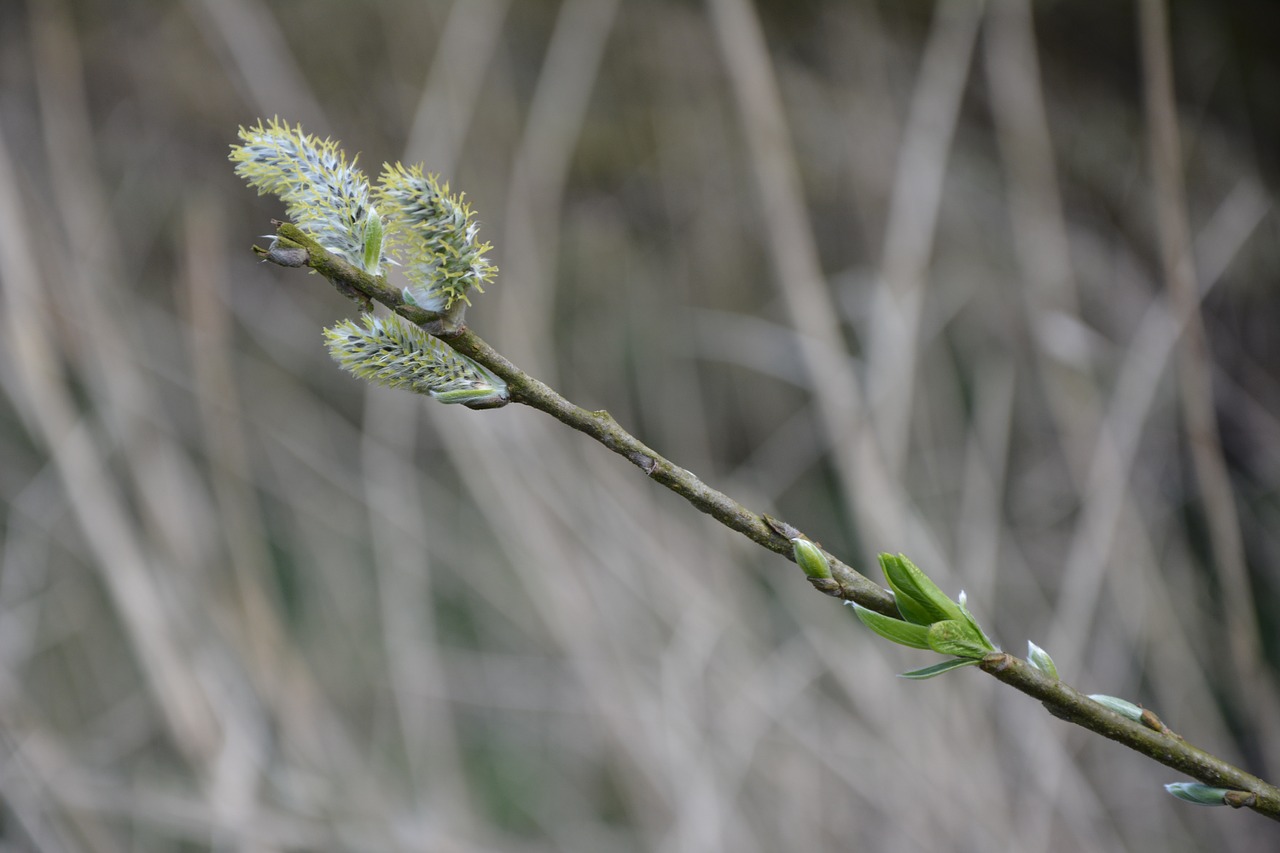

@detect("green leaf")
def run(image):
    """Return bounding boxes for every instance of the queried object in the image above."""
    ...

[925,620,992,660]
[899,658,982,679]
[1026,641,1058,679]
[791,538,832,580]
[879,554,963,626]
[852,604,932,650]
[1164,782,1230,806]
[956,591,996,652]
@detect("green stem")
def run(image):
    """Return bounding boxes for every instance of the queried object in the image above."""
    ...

[259,222,1280,823]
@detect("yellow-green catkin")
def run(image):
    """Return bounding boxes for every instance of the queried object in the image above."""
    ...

[324,314,508,409]
[230,118,386,274]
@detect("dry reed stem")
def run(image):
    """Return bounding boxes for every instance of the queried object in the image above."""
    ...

[1139,0,1280,774]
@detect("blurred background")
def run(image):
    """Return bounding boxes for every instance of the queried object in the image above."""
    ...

[1,0,1278,850]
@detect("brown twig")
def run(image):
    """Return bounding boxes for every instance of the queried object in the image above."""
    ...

[258,221,1280,822]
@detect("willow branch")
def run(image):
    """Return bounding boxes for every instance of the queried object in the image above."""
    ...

[980,654,1280,817]
[263,223,895,613]
[256,222,1280,822]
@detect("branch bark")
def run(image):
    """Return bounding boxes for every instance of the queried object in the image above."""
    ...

[256,222,1280,822]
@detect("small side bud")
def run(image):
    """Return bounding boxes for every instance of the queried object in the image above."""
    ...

[1026,641,1059,679]
[791,538,832,580]
[1164,782,1231,807]
[261,239,309,267]
[1088,694,1144,721]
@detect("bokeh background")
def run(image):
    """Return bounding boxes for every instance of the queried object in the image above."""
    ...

[1,0,1278,850]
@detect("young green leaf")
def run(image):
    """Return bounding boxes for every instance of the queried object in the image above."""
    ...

[878,553,963,626]
[956,591,996,652]
[899,659,982,679]
[851,604,932,650]
[925,620,992,660]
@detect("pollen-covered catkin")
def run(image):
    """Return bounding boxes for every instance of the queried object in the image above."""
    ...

[324,314,509,409]
[230,118,385,274]
[376,163,496,310]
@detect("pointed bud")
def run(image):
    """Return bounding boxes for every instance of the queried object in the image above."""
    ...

[1164,782,1231,806]
[791,538,832,580]
[1026,641,1059,679]
[361,206,384,275]
[1088,694,1144,721]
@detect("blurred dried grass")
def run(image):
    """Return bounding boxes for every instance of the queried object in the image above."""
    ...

[0,0,1277,850]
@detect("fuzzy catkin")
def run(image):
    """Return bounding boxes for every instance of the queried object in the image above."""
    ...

[377,163,496,310]
[231,118,385,274]
[324,314,509,409]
